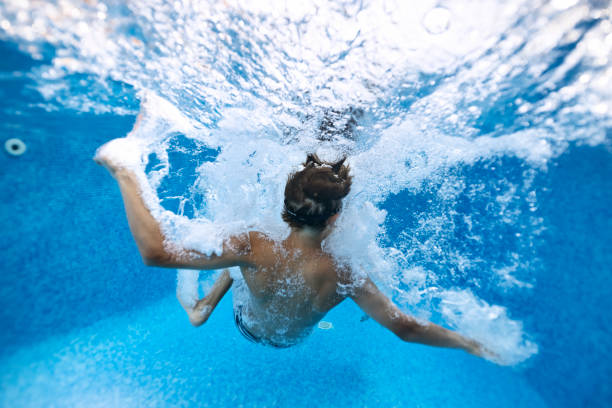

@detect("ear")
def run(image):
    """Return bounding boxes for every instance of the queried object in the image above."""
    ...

[326,213,340,226]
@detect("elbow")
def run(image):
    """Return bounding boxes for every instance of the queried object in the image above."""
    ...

[188,304,212,327]
[394,318,423,343]
[142,255,161,266]
[140,245,171,267]
[189,315,209,327]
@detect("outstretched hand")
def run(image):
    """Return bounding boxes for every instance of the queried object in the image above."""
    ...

[93,137,145,179]
[465,338,502,363]
[93,145,123,178]
[93,99,148,177]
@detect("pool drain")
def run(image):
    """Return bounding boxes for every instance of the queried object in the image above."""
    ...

[5,138,26,156]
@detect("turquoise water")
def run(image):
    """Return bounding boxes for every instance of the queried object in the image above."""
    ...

[1,1,611,406]
[1,296,547,407]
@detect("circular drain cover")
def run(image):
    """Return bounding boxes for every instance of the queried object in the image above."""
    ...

[5,138,26,156]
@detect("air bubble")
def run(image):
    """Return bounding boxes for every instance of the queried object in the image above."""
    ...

[318,321,333,330]
[551,0,579,10]
[422,7,451,35]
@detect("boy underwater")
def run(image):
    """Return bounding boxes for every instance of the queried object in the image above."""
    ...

[94,103,487,357]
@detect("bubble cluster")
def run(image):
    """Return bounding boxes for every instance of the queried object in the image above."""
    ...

[2,0,611,364]
[422,7,451,35]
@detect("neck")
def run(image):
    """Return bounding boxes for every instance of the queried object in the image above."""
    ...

[287,226,326,250]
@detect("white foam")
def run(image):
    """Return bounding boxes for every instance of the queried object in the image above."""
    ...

[5,0,612,366]
[438,289,538,365]
[90,91,548,366]
[93,137,146,171]
[176,269,200,309]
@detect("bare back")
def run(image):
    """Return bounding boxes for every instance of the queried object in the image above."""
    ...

[237,231,346,344]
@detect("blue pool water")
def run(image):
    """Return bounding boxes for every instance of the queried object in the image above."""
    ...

[1,1,611,407]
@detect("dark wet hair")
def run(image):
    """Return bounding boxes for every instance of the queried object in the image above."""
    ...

[282,154,352,229]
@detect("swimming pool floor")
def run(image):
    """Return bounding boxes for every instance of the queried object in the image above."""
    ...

[0,293,546,407]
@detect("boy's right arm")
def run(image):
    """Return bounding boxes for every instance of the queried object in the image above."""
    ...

[349,277,485,357]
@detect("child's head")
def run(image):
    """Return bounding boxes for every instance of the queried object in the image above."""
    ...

[282,154,352,229]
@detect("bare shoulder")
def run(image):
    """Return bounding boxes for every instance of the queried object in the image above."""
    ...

[310,254,347,287]
[245,231,277,260]
[247,231,274,244]
[331,260,355,285]
[224,232,252,255]
[247,231,277,252]
[225,231,272,250]
[309,256,352,307]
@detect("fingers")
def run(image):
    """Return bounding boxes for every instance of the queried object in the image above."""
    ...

[131,92,151,132]
[132,109,145,132]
